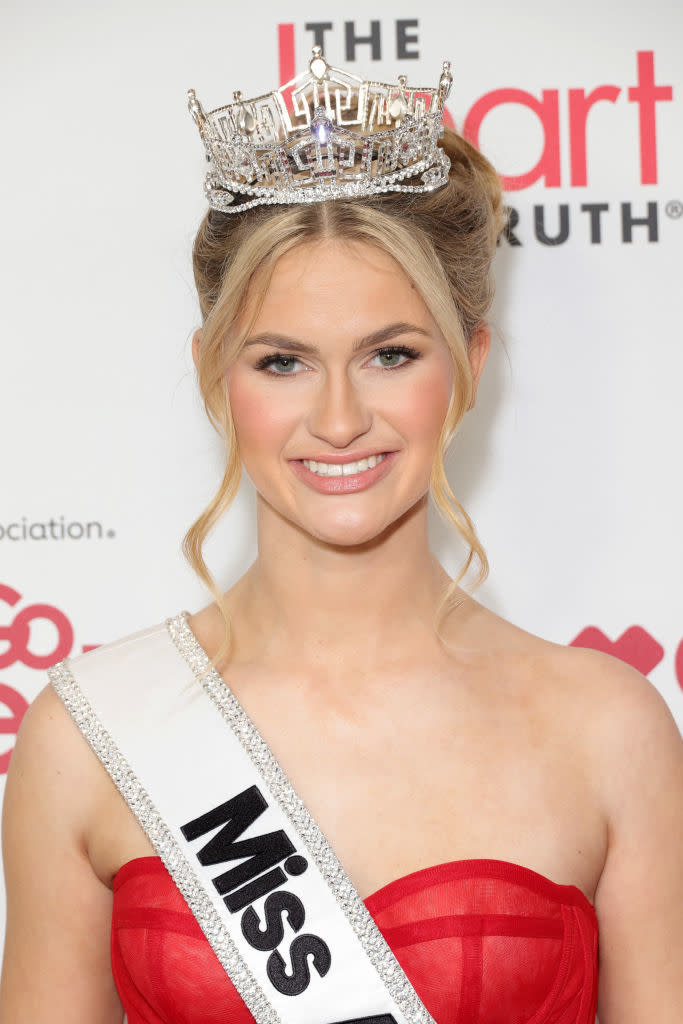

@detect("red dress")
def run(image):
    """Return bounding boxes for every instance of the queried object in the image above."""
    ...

[111,855,598,1024]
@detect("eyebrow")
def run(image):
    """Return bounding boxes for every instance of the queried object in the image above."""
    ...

[242,321,432,355]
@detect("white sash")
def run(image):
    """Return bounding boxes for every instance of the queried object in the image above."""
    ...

[48,612,436,1024]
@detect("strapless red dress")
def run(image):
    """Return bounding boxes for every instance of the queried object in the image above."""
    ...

[111,856,598,1024]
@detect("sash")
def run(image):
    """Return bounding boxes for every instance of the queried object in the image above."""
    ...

[48,612,437,1024]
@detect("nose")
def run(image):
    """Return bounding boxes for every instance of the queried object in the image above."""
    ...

[305,367,373,448]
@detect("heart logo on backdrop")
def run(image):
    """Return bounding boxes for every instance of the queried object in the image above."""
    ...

[570,626,665,676]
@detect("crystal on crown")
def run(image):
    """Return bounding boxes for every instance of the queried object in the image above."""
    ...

[188,48,453,213]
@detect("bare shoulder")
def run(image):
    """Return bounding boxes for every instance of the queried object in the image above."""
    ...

[469,599,679,746]
[11,680,87,786]
[0,683,123,1021]
[460,598,682,803]
[534,638,681,784]
[445,599,683,1018]
[4,680,106,851]
[531,645,683,1020]
[551,643,683,837]
[13,678,99,777]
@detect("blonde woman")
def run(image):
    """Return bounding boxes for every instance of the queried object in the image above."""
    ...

[1,52,681,1024]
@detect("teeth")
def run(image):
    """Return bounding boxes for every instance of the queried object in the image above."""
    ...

[302,453,387,477]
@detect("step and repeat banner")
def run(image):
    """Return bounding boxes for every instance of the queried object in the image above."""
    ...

[2,0,681,969]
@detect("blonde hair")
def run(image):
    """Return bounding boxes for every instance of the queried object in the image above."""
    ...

[185,127,506,672]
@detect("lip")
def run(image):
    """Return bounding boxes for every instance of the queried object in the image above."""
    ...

[290,450,398,494]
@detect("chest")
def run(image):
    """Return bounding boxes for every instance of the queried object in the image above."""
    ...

[196,662,604,903]
[93,660,605,905]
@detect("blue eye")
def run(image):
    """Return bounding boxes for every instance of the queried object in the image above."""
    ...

[253,344,421,376]
[254,353,303,375]
[371,346,421,368]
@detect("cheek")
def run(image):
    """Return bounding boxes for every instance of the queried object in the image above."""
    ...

[227,357,454,456]
[227,369,296,454]
[392,362,453,445]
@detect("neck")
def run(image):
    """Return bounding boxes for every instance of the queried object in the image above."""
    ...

[227,494,456,673]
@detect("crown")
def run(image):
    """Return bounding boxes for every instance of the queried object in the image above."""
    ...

[188,47,453,213]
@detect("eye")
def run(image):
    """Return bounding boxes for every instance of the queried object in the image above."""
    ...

[254,352,305,375]
[369,345,422,369]
[253,344,422,376]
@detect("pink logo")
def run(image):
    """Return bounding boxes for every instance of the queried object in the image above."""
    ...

[570,625,665,676]
[675,641,683,692]
[463,52,672,190]
[0,583,73,670]
[0,684,29,774]
[0,584,103,773]
[277,27,673,192]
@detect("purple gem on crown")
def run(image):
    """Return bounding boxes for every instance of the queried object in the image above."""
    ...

[311,106,332,144]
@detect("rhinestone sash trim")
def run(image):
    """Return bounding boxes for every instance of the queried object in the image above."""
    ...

[168,610,437,1024]
[47,659,279,1024]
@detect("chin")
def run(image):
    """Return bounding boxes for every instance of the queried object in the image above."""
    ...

[305,515,398,549]
[315,531,389,551]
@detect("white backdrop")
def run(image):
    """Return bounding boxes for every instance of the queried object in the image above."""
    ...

[1,0,681,972]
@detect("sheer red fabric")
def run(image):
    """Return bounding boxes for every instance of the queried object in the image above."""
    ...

[111,856,598,1024]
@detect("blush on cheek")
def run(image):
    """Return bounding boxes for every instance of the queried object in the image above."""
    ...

[227,371,297,461]
[399,371,452,443]
[229,380,263,441]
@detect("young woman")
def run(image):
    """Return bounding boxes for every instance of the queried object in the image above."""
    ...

[1,52,681,1024]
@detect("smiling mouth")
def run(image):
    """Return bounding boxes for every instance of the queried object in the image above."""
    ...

[301,453,388,477]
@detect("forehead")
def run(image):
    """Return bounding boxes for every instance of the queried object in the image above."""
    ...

[246,237,436,335]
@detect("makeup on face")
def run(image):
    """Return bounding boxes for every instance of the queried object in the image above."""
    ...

[289,450,399,494]
[226,239,455,540]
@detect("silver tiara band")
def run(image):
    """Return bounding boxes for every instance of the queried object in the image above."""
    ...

[188,47,453,213]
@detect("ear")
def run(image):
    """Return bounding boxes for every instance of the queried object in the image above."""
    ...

[191,328,202,370]
[467,322,491,409]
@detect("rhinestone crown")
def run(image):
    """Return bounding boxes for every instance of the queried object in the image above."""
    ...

[188,47,453,214]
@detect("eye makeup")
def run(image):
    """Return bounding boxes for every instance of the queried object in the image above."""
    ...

[254,344,423,376]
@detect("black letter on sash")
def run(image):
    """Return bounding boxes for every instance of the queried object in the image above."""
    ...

[223,866,287,912]
[241,890,305,951]
[180,784,296,894]
[327,1017,399,1024]
[267,934,332,995]
[181,785,267,843]
[212,833,296,898]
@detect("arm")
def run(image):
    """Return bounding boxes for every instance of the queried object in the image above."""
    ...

[0,683,124,1023]
[588,655,683,1023]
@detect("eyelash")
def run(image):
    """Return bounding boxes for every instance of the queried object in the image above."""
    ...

[253,345,422,376]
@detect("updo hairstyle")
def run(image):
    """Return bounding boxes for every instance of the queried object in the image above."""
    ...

[185,127,506,671]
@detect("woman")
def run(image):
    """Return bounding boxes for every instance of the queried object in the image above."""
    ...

[1,51,681,1024]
